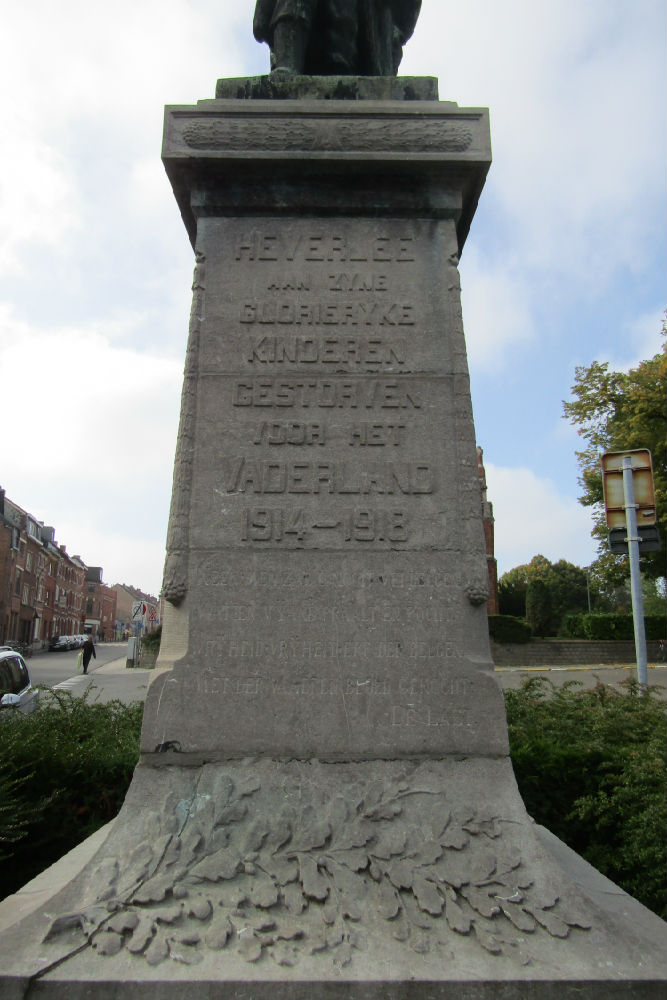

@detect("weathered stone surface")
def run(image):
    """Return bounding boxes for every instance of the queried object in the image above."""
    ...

[1,760,666,994]
[142,200,505,759]
[215,74,439,101]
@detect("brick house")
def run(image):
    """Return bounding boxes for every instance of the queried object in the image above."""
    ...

[0,486,100,648]
[83,567,118,640]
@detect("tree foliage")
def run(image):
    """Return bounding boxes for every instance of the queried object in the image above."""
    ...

[498,555,591,634]
[525,578,551,637]
[562,323,667,581]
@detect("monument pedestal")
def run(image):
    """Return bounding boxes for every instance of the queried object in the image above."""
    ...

[0,80,665,996]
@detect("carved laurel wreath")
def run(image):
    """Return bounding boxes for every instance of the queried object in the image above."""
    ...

[182,120,473,154]
[46,769,590,969]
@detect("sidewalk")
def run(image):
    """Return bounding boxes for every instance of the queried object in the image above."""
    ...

[54,655,151,704]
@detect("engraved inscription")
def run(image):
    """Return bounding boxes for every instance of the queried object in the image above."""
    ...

[222,459,434,495]
[240,301,415,326]
[215,228,439,550]
[235,232,416,263]
[240,507,409,545]
[252,421,326,445]
[232,379,421,409]
[245,336,407,365]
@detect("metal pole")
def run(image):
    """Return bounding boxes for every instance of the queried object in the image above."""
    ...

[622,455,648,691]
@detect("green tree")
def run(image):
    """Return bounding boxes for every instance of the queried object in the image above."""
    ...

[562,323,667,582]
[525,578,552,636]
[498,555,552,618]
[498,555,592,633]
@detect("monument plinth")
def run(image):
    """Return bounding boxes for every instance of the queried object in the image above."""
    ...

[0,78,665,998]
[148,93,501,763]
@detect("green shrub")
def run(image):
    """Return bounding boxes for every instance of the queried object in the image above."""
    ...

[505,678,666,919]
[0,691,143,901]
[488,615,532,643]
[575,613,666,641]
[581,613,634,640]
[561,613,586,638]
[645,615,666,640]
[141,624,162,652]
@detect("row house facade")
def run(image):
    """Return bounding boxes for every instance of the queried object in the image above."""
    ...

[0,487,107,648]
[84,567,118,641]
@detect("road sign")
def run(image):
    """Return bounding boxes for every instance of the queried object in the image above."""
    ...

[601,450,655,690]
[147,605,158,623]
[131,601,147,621]
[608,525,661,555]
[601,449,656,529]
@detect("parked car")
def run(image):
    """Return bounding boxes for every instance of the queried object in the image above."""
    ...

[49,635,70,652]
[0,648,39,715]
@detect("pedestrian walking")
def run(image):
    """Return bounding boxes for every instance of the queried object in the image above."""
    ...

[82,634,96,675]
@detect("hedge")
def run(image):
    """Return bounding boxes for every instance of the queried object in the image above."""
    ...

[488,615,532,643]
[563,613,666,641]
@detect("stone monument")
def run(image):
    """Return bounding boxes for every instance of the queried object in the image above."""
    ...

[1,10,666,998]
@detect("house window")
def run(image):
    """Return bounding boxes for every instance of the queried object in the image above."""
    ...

[26,553,33,572]
[15,571,21,596]
[22,585,29,605]
[10,527,19,550]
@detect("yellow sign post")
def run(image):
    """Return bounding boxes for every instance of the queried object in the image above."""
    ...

[601,449,656,689]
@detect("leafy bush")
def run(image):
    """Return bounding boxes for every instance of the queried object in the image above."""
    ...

[141,625,162,652]
[505,678,666,918]
[570,613,666,641]
[561,613,586,638]
[581,613,634,640]
[645,615,666,640]
[0,691,143,901]
[488,615,531,643]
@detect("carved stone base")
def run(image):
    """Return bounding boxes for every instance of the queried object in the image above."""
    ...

[1,758,665,996]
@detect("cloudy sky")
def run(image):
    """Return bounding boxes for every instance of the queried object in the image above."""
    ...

[1,0,664,595]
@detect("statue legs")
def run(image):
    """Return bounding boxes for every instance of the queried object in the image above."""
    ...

[322,0,359,74]
[266,0,316,73]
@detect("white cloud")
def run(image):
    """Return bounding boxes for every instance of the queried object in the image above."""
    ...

[485,462,598,575]
[460,249,534,371]
[0,305,182,593]
[604,308,666,372]
[0,113,78,274]
[404,0,665,291]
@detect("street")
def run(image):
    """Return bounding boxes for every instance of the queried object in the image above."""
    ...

[28,642,151,705]
[495,663,666,695]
